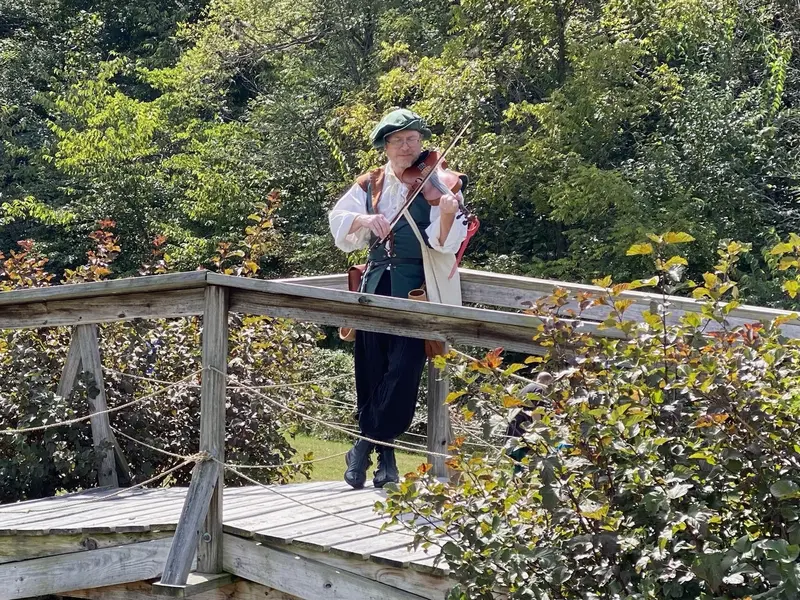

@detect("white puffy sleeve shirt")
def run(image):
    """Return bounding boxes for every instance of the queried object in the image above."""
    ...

[328,163,468,254]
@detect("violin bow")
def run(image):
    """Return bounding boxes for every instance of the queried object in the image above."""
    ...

[369,119,472,251]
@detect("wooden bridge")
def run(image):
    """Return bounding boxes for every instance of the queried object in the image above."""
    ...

[0,268,797,600]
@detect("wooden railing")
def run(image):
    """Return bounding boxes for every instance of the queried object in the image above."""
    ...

[1,268,797,592]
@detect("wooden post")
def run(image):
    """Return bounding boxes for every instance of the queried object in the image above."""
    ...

[197,285,228,573]
[157,285,228,587]
[58,327,131,487]
[57,332,83,400]
[426,347,452,479]
[76,324,119,488]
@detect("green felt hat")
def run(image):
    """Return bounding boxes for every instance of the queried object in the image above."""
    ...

[369,109,432,149]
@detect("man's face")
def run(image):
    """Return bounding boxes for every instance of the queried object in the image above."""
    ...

[384,130,423,170]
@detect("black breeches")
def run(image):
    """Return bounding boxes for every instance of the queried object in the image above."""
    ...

[354,272,427,441]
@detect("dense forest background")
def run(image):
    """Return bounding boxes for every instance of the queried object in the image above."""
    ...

[2,0,799,303]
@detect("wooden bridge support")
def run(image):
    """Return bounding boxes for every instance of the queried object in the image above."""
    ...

[58,324,128,488]
[157,285,229,590]
[426,348,452,479]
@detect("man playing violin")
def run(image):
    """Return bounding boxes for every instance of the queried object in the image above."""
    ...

[328,108,468,489]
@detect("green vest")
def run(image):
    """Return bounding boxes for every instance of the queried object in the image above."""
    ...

[360,170,431,299]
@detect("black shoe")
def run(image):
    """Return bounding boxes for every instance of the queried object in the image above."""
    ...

[373,445,399,489]
[344,439,374,489]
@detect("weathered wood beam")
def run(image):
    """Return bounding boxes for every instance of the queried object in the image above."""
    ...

[0,531,172,564]
[151,572,233,597]
[458,268,800,336]
[0,271,208,307]
[276,269,800,337]
[197,285,229,574]
[0,536,172,599]
[157,460,222,586]
[426,353,451,479]
[64,579,301,600]
[228,287,551,354]
[272,274,347,290]
[76,323,118,488]
[214,275,621,354]
[286,544,451,600]
[57,327,132,485]
[58,330,83,399]
[223,534,431,600]
[0,288,205,329]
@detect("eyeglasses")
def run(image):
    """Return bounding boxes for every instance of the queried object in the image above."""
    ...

[385,135,422,148]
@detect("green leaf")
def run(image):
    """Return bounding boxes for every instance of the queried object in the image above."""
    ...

[771,241,795,255]
[778,256,799,271]
[702,273,719,288]
[783,279,800,299]
[628,276,659,290]
[626,243,653,256]
[445,391,466,404]
[770,480,800,499]
[663,255,688,269]
[662,232,696,244]
[540,484,559,510]
[592,275,612,288]
[682,312,702,328]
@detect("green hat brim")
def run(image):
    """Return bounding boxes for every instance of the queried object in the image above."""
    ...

[369,109,432,149]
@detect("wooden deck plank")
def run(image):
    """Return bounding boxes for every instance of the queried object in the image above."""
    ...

[372,545,448,573]
[0,483,449,585]
[0,487,115,516]
[220,485,377,534]
[0,490,186,533]
[249,504,383,544]
[289,517,411,556]
[224,487,379,534]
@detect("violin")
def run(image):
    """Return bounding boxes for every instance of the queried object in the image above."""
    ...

[370,121,473,250]
[400,150,474,225]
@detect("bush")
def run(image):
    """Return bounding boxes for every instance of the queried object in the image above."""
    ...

[0,217,345,501]
[382,235,800,600]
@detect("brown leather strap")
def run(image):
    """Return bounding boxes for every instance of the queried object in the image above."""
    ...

[370,168,384,213]
[356,172,370,192]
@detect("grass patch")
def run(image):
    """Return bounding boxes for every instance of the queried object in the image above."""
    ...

[288,434,427,482]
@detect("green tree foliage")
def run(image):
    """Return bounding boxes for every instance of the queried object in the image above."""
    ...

[3,0,799,299]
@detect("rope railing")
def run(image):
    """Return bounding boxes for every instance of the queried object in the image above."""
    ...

[0,369,203,436]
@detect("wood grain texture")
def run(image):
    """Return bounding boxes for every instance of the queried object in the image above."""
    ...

[223,280,587,355]
[76,324,118,488]
[0,288,205,329]
[0,536,172,599]
[159,461,222,585]
[64,579,302,600]
[197,286,229,574]
[0,272,207,307]
[280,269,800,338]
[58,330,83,399]
[223,534,429,600]
[426,353,451,478]
[151,571,233,597]
[283,545,451,600]
[0,530,172,564]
